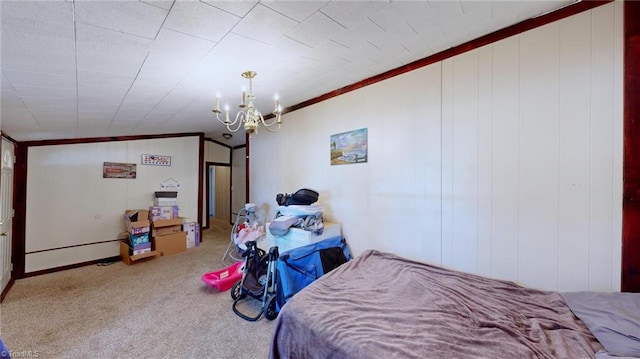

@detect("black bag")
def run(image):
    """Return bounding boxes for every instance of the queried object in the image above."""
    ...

[275,188,319,206]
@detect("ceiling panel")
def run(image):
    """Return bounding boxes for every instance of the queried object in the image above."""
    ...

[0,110,40,130]
[31,109,77,121]
[1,87,25,105]
[20,96,76,109]
[232,3,298,44]
[140,0,175,11]
[78,84,129,99]
[109,120,141,128]
[262,1,328,22]
[77,101,121,113]
[286,11,343,48]
[319,0,390,29]
[12,85,76,99]
[75,23,154,75]
[267,36,313,62]
[163,1,240,42]
[1,1,74,37]
[367,1,433,31]
[139,111,175,123]
[202,0,257,18]
[74,0,168,39]
[78,111,116,122]
[1,1,76,75]
[77,69,135,88]
[77,93,125,106]
[77,124,110,135]
[2,70,76,89]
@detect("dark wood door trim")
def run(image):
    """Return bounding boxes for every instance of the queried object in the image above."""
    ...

[622,0,640,292]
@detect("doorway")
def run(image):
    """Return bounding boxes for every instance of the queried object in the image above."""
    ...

[206,162,231,230]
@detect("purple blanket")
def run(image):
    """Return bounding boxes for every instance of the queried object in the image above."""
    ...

[269,250,602,359]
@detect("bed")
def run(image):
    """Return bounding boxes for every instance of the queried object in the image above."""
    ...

[269,250,640,359]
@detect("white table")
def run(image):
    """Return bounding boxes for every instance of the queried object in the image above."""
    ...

[262,222,341,253]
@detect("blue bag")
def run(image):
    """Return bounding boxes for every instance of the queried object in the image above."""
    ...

[275,236,351,312]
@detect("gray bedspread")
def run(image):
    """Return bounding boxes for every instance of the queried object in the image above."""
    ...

[269,250,602,359]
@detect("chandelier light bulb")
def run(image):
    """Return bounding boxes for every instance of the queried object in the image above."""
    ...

[214,93,221,113]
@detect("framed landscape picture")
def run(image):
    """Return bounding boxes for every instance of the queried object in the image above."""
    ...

[330,128,368,165]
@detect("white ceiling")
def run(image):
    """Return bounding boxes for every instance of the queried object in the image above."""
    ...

[1,0,574,146]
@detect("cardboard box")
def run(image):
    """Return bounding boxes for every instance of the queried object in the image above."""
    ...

[152,224,182,237]
[123,209,151,234]
[149,206,179,221]
[152,218,182,238]
[124,209,150,222]
[131,242,151,255]
[153,218,182,228]
[129,232,150,246]
[153,232,187,256]
[120,241,158,265]
[183,222,201,248]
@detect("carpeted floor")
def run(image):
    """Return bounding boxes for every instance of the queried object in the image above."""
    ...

[0,220,275,358]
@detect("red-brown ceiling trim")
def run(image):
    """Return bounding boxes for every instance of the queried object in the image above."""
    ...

[23,132,203,147]
[279,0,613,116]
[622,0,640,292]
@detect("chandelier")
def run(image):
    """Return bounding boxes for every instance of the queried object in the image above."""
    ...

[212,70,283,136]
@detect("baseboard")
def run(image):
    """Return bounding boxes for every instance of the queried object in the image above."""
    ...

[23,256,122,278]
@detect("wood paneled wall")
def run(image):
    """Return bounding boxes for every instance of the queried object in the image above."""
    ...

[250,2,623,292]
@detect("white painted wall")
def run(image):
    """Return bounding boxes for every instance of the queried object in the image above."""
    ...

[25,136,200,272]
[231,147,246,215]
[205,140,231,163]
[250,3,623,292]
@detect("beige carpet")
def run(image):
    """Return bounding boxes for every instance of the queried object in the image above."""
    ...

[0,221,275,358]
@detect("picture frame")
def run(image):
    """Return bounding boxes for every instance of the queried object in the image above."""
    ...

[103,162,137,179]
[330,128,368,165]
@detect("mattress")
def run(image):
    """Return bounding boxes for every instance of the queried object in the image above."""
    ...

[269,250,604,359]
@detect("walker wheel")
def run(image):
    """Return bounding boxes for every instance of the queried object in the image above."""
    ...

[264,295,278,320]
[230,281,244,300]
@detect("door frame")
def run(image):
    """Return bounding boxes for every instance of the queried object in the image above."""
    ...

[0,136,16,302]
[205,161,232,230]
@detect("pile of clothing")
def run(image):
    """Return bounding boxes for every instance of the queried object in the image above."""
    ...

[269,189,324,237]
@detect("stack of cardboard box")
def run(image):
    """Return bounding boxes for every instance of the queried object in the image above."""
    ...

[150,191,187,256]
[121,209,158,265]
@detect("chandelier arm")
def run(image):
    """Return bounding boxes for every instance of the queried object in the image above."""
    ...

[225,112,245,132]
[262,122,282,132]
[214,111,241,129]
[260,115,282,132]
[260,115,280,127]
